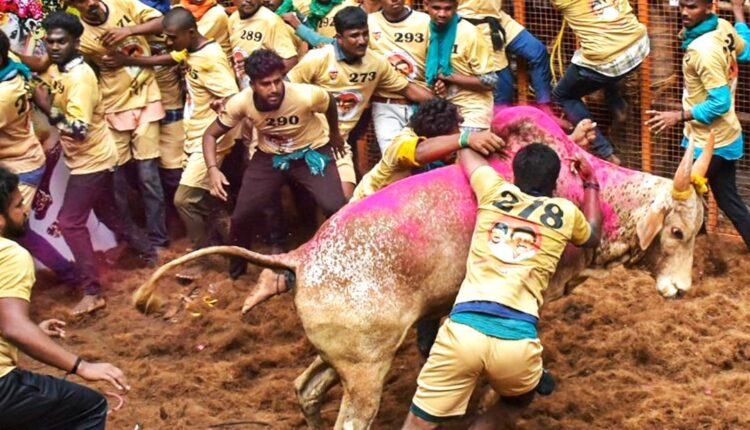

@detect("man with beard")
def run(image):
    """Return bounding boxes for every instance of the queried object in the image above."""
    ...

[646,0,750,250]
[0,165,130,429]
[203,49,347,279]
[32,11,156,315]
[287,6,433,200]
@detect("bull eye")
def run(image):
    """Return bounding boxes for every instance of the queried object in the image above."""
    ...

[671,227,684,240]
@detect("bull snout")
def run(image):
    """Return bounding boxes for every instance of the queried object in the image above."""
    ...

[656,278,692,298]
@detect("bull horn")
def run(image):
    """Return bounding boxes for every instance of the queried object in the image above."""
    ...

[691,130,715,179]
[672,136,695,194]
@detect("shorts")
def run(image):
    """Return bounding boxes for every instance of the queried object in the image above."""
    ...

[110,120,161,165]
[411,319,543,421]
[17,165,45,214]
[336,142,356,185]
[158,119,185,170]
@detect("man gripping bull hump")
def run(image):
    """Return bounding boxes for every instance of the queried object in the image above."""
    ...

[402,143,602,427]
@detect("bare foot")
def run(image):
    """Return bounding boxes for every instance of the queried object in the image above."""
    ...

[241,269,290,314]
[605,153,622,166]
[71,295,106,316]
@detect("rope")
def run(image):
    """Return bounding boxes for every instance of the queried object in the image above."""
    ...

[550,17,567,85]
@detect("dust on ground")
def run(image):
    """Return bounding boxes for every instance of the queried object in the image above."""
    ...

[23,234,750,429]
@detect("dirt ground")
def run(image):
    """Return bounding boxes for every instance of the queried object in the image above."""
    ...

[22,234,750,430]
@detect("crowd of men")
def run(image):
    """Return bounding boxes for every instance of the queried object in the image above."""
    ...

[1,0,750,427]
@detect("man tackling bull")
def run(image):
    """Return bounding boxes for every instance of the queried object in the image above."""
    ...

[402,141,602,427]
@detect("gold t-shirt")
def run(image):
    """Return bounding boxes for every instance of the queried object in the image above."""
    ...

[42,60,118,175]
[147,35,184,110]
[79,0,163,113]
[287,44,409,138]
[457,0,524,44]
[351,127,421,201]
[292,0,357,38]
[218,82,330,154]
[198,4,232,59]
[682,18,744,150]
[0,74,46,174]
[227,7,299,88]
[368,9,430,99]
[455,166,591,317]
[551,0,647,66]
[173,41,239,153]
[0,237,36,378]
[445,19,495,129]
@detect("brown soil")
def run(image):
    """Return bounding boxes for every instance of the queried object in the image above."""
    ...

[23,234,750,430]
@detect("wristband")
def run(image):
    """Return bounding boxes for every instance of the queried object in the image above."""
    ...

[583,181,600,191]
[64,356,82,380]
[207,164,219,171]
[459,131,471,149]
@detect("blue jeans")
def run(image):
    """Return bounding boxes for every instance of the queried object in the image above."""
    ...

[552,63,628,158]
[114,158,168,247]
[494,29,553,105]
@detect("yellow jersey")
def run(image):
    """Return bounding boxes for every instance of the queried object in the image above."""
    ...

[227,7,299,88]
[173,41,239,153]
[0,237,36,378]
[457,0,524,44]
[197,3,232,59]
[42,58,118,175]
[682,18,744,150]
[292,0,357,38]
[455,166,591,317]
[218,82,330,154]
[446,19,495,129]
[78,0,162,113]
[147,35,184,110]
[368,9,430,99]
[551,0,647,66]
[0,73,46,174]
[351,127,421,201]
[287,44,409,138]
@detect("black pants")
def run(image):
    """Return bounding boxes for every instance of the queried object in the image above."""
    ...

[707,156,750,249]
[0,368,108,430]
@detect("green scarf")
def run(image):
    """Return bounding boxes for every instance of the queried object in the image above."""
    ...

[307,0,343,30]
[275,0,295,15]
[272,147,331,176]
[425,14,459,86]
[681,14,718,50]
[0,59,32,82]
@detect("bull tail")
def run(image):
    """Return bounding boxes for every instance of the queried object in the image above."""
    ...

[133,245,298,314]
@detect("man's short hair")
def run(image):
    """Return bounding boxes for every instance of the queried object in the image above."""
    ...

[334,6,368,35]
[409,99,460,138]
[163,7,197,30]
[42,11,84,38]
[0,167,19,216]
[244,49,286,82]
[512,143,561,196]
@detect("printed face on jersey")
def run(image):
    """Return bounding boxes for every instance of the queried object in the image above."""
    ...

[334,90,363,121]
[386,50,416,80]
[232,48,251,88]
[487,218,541,264]
[589,0,622,20]
[116,38,146,78]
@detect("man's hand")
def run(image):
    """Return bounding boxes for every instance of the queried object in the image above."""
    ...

[433,79,447,98]
[732,0,747,23]
[282,12,303,29]
[208,167,229,201]
[77,361,130,392]
[645,110,681,135]
[570,154,596,183]
[569,119,597,147]
[100,27,132,47]
[101,51,128,69]
[210,98,228,114]
[467,131,505,155]
[38,319,66,338]
[329,133,347,159]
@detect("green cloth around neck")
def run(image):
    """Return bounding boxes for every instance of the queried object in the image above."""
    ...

[681,14,719,50]
[274,0,296,15]
[307,0,343,30]
[425,13,459,86]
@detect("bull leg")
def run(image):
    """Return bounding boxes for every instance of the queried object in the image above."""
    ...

[294,356,340,429]
[333,360,390,430]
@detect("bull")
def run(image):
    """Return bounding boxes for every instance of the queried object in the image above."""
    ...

[133,106,712,429]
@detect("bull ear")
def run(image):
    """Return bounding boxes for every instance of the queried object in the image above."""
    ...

[636,205,669,250]
[691,130,715,178]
